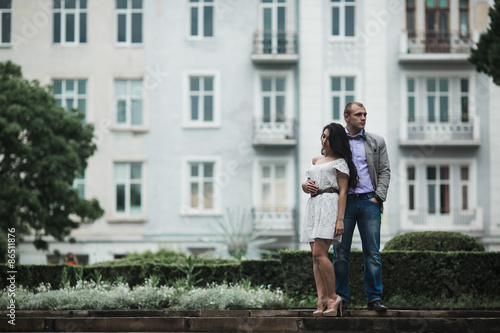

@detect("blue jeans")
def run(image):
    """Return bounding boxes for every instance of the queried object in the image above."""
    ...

[332,192,383,304]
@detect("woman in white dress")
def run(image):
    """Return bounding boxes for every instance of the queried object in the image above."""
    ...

[301,122,358,317]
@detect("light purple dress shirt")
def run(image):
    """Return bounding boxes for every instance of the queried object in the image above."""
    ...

[346,128,375,194]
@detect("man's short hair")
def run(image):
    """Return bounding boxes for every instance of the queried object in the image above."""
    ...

[344,101,365,116]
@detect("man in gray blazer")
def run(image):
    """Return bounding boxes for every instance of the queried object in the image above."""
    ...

[333,101,391,312]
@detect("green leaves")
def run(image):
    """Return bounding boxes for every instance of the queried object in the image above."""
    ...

[0,61,103,250]
[469,1,500,86]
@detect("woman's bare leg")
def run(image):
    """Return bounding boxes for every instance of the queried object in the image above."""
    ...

[311,238,337,310]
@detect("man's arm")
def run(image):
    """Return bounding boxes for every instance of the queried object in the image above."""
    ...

[374,138,390,203]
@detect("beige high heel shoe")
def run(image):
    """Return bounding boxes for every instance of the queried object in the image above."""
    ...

[313,301,326,317]
[323,295,343,317]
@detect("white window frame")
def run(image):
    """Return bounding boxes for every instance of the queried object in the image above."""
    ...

[254,70,294,121]
[407,165,416,211]
[181,156,221,216]
[115,0,143,46]
[73,170,86,199]
[329,76,356,121]
[426,164,451,215]
[324,69,361,124]
[401,71,475,140]
[112,161,146,218]
[252,157,295,213]
[400,158,477,214]
[53,79,88,121]
[407,77,417,123]
[114,79,144,128]
[187,0,215,40]
[459,76,469,122]
[0,0,11,46]
[53,0,87,45]
[183,71,220,128]
[425,77,450,123]
[329,0,356,40]
[459,164,470,212]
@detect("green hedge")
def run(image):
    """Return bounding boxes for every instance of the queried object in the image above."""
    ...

[383,231,485,252]
[3,251,499,308]
[279,250,500,306]
[0,260,283,291]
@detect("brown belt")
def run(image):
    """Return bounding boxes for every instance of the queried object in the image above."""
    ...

[311,187,339,197]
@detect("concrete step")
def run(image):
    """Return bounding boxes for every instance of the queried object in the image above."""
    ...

[2,309,499,332]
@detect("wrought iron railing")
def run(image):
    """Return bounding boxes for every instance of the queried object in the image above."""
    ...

[253,117,296,144]
[406,30,473,54]
[405,208,481,229]
[407,116,474,141]
[252,206,295,231]
[253,30,297,55]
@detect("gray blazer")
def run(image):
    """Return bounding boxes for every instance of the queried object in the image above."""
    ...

[363,132,391,207]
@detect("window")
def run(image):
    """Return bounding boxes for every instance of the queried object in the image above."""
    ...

[407,166,416,211]
[425,0,449,52]
[53,79,87,121]
[426,165,449,214]
[261,76,286,123]
[53,0,87,44]
[331,0,355,38]
[114,162,143,215]
[260,0,287,54]
[188,162,215,211]
[426,77,448,122]
[407,0,415,38]
[460,165,469,210]
[331,76,355,120]
[189,76,215,124]
[116,0,142,44]
[73,171,85,198]
[460,78,469,122]
[0,0,11,45]
[260,163,287,212]
[189,0,214,38]
[407,78,416,122]
[115,79,143,126]
[459,0,469,38]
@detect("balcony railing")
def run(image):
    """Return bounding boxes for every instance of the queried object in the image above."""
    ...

[402,116,480,146]
[253,117,296,146]
[252,30,298,64]
[253,206,295,234]
[399,30,473,62]
[401,208,483,233]
[407,30,472,53]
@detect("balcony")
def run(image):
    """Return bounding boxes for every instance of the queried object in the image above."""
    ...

[399,31,474,63]
[400,116,480,147]
[253,117,296,146]
[251,30,298,64]
[253,207,295,236]
[400,208,483,235]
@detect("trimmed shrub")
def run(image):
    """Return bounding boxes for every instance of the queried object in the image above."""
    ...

[240,260,284,289]
[383,231,485,252]
[279,250,500,307]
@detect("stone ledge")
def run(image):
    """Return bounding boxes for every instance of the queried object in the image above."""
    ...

[1,311,500,333]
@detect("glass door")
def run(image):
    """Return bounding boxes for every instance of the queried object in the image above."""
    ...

[261,0,287,54]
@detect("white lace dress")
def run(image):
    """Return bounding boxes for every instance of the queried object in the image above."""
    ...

[300,158,349,244]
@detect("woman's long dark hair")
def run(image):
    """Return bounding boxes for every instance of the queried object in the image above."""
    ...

[322,122,358,189]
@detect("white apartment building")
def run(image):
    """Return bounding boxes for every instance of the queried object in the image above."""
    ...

[1,0,498,264]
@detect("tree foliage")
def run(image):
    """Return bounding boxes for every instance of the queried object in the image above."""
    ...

[469,0,500,86]
[0,61,103,251]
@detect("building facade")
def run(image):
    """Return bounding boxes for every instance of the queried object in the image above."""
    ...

[1,0,498,264]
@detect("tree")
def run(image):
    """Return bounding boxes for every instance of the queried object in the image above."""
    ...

[0,61,103,251]
[469,0,500,86]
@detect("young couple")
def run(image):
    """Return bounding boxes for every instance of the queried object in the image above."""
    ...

[301,102,391,317]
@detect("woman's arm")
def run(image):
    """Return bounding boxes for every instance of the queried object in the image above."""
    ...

[302,178,318,195]
[335,171,349,237]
